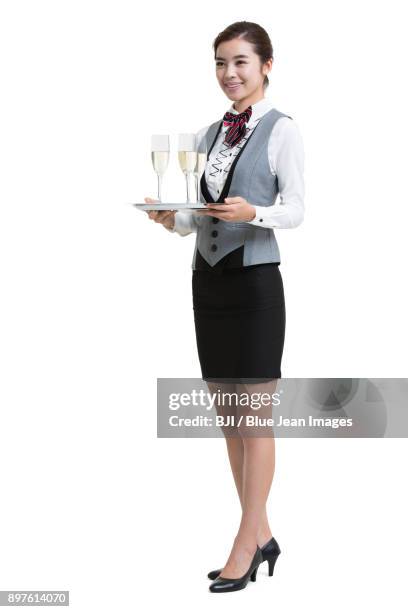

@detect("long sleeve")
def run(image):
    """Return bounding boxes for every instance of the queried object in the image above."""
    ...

[248,117,305,229]
[165,124,210,237]
[166,211,199,236]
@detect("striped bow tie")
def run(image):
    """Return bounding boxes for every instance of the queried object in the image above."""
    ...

[222,105,253,148]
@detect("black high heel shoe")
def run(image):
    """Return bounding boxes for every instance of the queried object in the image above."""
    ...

[207,536,281,580]
[209,546,263,593]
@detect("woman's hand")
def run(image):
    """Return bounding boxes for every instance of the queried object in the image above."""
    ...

[144,197,176,230]
[195,196,256,222]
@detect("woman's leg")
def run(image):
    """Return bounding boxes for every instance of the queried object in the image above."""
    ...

[206,380,275,544]
[205,381,244,507]
[217,379,278,579]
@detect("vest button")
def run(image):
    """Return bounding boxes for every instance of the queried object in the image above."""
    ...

[212,218,219,224]
[211,244,217,252]
[211,230,218,238]
[260,218,263,222]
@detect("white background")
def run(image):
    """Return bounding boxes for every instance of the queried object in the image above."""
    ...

[0,0,407,609]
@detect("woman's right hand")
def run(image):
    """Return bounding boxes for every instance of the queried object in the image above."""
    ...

[144,197,176,231]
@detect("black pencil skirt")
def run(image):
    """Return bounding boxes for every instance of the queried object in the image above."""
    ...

[192,263,286,384]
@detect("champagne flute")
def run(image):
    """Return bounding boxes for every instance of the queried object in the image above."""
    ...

[194,135,207,203]
[151,134,170,202]
[178,133,197,203]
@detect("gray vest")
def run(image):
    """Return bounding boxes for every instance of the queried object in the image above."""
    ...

[192,107,291,270]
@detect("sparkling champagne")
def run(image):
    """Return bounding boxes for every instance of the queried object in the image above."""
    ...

[195,152,206,177]
[151,151,169,176]
[178,150,197,173]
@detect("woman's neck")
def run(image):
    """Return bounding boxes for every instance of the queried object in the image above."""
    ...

[233,93,265,113]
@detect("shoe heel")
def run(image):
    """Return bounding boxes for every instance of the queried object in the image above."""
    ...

[250,566,259,582]
[267,552,280,576]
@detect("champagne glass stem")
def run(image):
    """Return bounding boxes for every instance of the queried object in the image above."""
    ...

[157,174,162,202]
[195,175,199,202]
[185,172,190,203]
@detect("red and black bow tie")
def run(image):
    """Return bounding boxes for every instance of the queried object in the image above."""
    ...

[222,105,253,148]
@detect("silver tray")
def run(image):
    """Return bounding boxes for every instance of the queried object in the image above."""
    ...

[131,202,208,211]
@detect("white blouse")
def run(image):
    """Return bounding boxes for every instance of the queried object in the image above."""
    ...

[168,96,305,236]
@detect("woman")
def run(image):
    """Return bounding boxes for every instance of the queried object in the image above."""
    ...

[145,21,305,593]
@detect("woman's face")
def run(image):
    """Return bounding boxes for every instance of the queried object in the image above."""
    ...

[215,38,272,104]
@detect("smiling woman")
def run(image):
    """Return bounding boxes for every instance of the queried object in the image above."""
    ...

[214,31,273,113]
[143,20,305,594]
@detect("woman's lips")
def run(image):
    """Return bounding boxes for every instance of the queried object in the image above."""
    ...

[225,83,242,90]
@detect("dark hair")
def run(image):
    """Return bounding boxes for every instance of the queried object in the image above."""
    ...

[213,21,273,89]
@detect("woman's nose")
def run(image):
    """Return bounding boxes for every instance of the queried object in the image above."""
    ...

[224,64,237,78]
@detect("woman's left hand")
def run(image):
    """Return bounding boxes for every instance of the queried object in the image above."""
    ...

[196,196,256,222]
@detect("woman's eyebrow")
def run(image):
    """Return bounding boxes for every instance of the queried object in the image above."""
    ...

[215,54,250,61]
